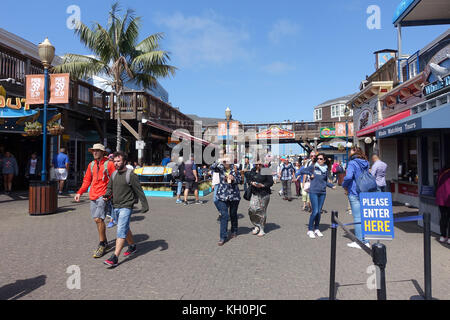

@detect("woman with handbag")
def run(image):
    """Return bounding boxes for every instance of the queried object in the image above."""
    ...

[300,159,311,212]
[210,155,242,246]
[299,153,336,239]
[247,160,274,237]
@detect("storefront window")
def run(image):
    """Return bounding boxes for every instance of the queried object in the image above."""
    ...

[397,137,418,184]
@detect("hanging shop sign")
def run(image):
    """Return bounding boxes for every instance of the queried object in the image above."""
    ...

[256,126,295,140]
[357,109,373,132]
[320,127,336,138]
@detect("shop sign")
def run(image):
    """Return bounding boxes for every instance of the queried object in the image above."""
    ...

[423,74,450,97]
[256,126,295,140]
[320,127,336,138]
[360,192,394,241]
[376,118,421,139]
[0,97,36,118]
[357,109,373,132]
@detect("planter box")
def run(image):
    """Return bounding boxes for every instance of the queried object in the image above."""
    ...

[144,190,175,198]
[199,187,212,197]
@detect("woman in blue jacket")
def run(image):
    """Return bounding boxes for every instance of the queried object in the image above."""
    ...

[299,153,335,239]
[342,147,371,249]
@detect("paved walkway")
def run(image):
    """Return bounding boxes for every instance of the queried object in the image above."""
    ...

[0,184,448,300]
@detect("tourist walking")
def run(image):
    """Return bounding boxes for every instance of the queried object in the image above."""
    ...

[248,160,273,237]
[436,164,450,244]
[183,154,202,205]
[2,151,18,194]
[300,159,311,212]
[299,153,335,238]
[342,147,372,249]
[210,155,242,246]
[242,156,253,193]
[294,160,302,197]
[174,156,185,204]
[52,147,70,195]
[370,154,388,192]
[278,156,295,201]
[74,144,116,258]
[25,152,42,182]
[103,151,149,267]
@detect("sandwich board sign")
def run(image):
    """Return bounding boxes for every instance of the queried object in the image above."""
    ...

[360,192,394,241]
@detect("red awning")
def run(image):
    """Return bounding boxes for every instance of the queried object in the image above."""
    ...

[356,109,411,137]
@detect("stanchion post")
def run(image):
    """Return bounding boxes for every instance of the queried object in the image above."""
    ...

[329,211,338,300]
[372,242,387,300]
[423,212,432,300]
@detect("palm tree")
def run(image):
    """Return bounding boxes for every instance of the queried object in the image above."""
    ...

[54,2,176,151]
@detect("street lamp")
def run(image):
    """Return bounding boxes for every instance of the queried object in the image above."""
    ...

[38,38,55,182]
[225,107,232,154]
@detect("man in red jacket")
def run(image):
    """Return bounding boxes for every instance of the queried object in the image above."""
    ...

[74,143,116,258]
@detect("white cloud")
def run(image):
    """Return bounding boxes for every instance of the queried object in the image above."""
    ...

[268,20,300,44]
[261,61,295,75]
[154,11,250,67]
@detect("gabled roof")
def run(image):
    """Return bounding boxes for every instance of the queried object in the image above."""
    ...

[314,94,357,109]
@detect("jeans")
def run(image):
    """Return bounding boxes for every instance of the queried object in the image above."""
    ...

[439,206,450,237]
[176,180,183,196]
[348,194,368,244]
[114,207,133,239]
[281,180,292,198]
[216,200,239,241]
[309,193,326,231]
[213,186,220,210]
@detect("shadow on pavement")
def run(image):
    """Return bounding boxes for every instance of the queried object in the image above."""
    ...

[0,191,28,204]
[264,223,281,233]
[0,275,46,300]
[131,215,145,222]
[118,239,169,266]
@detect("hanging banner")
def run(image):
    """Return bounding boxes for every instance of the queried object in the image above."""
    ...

[256,126,295,140]
[49,73,70,104]
[26,74,45,105]
[335,122,354,137]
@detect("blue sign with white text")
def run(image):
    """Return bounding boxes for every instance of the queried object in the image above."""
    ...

[360,192,394,241]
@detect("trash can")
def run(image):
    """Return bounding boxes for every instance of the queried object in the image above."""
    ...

[29,180,58,215]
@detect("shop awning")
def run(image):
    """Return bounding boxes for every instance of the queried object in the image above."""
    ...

[376,102,450,139]
[356,109,411,137]
[393,0,450,27]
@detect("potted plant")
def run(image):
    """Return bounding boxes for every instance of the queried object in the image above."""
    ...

[47,121,64,135]
[24,121,42,136]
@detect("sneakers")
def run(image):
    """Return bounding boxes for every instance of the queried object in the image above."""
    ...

[438,236,448,243]
[93,243,107,258]
[183,201,189,206]
[347,242,371,249]
[104,254,118,267]
[307,231,316,239]
[314,229,324,237]
[257,229,266,237]
[123,245,137,257]
[252,227,260,235]
[195,200,203,205]
[107,221,116,228]
[176,199,183,204]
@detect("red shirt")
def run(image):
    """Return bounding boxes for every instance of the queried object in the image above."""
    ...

[77,157,116,201]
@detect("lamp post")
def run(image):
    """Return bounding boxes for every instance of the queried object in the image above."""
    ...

[38,38,55,182]
[225,107,232,154]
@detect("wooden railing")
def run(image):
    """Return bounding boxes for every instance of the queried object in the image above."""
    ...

[109,90,194,133]
[0,44,44,84]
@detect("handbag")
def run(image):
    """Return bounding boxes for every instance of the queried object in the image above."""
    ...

[243,185,252,201]
[303,176,311,192]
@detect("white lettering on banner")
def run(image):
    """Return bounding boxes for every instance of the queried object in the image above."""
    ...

[362,198,389,206]
[363,208,391,219]
[30,78,42,98]
[404,122,416,131]
[54,77,66,97]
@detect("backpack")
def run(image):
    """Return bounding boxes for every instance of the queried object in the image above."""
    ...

[354,161,377,193]
[172,163,180,178]
[111,169,139,204]
[90,160,111,182]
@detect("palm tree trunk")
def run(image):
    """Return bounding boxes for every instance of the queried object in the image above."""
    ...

[116,93,121,151]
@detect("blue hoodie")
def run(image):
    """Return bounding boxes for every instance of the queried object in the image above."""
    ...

[342,156,370,196]
[299,164,334,194]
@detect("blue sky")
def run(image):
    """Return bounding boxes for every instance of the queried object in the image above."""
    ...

[2,0,449,126]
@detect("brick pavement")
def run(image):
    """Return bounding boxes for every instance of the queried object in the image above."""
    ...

[0,184,448,300]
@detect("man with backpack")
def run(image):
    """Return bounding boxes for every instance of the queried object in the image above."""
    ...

[74,143,116,258]
[103,151,149,268]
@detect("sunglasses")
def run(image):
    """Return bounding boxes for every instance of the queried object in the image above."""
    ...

[317,157,325,160]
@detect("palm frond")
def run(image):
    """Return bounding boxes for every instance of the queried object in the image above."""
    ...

[132,51,176,76]
[136,33,164,53]
[53,54,108,79]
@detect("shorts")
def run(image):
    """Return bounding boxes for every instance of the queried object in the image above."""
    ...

[114,207,132,239]
[301,189,310,202]
[185,180,198,191]
[90,197,109,220]
[55,168,68,181]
